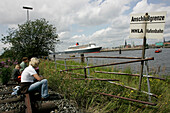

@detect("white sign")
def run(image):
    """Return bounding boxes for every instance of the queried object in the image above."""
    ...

[129,11,167,39]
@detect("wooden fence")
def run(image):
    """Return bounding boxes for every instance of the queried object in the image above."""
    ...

[48,55,165,106]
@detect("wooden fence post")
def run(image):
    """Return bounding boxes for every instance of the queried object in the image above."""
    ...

[138,13,148,91]
[81,54,84,63]
[84,68,87,78]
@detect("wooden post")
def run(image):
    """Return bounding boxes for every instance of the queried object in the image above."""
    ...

[25,94,32,113]
[80,54,84,63]
[119,48,121,54]
[54,54,57,70]
[138,13,148,91]
[53,54,55,61]
[84,68,87,78]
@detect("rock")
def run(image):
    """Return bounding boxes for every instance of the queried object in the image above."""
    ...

[0,84,84,113]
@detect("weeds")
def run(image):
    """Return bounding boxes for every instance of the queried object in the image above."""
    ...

[39,58,170,113]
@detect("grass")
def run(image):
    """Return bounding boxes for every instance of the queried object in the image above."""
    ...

[39,59,170,112]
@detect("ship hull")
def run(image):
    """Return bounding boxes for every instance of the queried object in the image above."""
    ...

[64,47,102,54]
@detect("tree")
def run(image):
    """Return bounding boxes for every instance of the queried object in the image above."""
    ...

[1,18,59,59]
[0,48,16,59]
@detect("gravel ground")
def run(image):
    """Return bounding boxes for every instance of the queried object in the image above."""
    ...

[0,83,85,113]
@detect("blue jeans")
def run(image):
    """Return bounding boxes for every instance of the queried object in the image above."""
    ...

[28,79,49,98]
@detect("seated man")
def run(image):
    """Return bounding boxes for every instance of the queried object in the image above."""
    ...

[20,57,29,73]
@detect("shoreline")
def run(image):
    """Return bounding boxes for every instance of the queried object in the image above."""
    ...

[101,47,170,52]
[101,47,143,52]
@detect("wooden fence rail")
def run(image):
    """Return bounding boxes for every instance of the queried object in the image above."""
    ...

[108,81,158,97]
[95,71,166,80]
[86,56,142,59]
[60,57,154,72]
[95,92,157,106]
[55,56,143,60]
[72,78,119,81]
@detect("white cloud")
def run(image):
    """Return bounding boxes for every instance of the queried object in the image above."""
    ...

[132,0,169,13]
[131,0,170,41]
[74,0,131,26]
[0,0,170,53]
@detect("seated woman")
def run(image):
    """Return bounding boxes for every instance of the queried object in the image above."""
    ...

[20,57,49,99]
[11,64,21,83]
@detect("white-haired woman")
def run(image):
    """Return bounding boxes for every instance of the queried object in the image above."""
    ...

[20,57,49,99]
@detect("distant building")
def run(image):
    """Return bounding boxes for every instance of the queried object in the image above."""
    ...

[155,42,164,47]
[125,44,131,48]
[164,42,170,46]
[134,45,143,48]
[148,44,155,48]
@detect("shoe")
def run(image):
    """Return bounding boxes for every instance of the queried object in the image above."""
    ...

[41,96,49,101]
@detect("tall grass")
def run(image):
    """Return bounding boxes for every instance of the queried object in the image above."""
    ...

[39,59,170,113]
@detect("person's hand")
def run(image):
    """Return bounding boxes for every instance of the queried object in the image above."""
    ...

[33,74,43,81]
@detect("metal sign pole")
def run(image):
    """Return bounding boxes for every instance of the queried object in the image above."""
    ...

[64,59,67,70]
[23,6,33,21]
[86,57,90,75]
[145,61,151,101]
[27,9,29,21]
[138,13,148,91]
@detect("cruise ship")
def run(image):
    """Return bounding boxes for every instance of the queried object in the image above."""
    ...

[64,43,102,54]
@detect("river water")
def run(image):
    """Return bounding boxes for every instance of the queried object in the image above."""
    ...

[54,48,170,77]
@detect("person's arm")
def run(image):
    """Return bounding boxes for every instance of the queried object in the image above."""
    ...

[33,74,43,81]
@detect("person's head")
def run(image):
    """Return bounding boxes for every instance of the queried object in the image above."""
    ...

[29,57,40,68]
[22,57,28,63]
[15,64,21,70]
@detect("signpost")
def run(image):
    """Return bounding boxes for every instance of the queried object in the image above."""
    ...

[129,11,167,91]
[130,11,166,39]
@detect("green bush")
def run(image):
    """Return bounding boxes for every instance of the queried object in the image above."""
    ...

[0,59,17,85]
[0,66,12,85]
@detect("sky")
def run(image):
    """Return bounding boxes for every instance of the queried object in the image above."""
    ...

[0,0,170,54]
